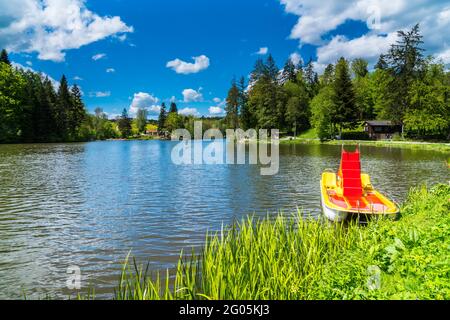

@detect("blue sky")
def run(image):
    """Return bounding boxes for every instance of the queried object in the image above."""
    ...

[1,0,449,118]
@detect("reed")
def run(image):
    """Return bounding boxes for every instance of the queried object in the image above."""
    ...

[114,184,450,300]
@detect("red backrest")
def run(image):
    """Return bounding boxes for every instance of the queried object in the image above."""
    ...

[339,147,362,197]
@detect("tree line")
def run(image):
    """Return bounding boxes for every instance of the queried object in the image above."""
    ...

[224,24,450,141]
[2,24,448,143]
[0,50,88,143]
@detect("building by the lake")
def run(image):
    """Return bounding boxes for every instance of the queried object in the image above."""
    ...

[364,121,402,140]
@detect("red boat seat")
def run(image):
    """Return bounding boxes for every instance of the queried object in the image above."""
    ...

[339,147,363,197]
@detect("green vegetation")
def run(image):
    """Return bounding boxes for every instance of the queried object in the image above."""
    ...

[114,184,450,300]
[0,50,123,142]
[280,138,450,153]
[224,24,449,141]
[0,57,88,143]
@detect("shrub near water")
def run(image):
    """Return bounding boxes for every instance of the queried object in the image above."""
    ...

[116,184,450,300]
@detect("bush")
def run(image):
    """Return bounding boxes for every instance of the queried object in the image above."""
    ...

[340,131,370,140]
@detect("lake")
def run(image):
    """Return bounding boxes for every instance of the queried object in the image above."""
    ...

[0,140,448,299]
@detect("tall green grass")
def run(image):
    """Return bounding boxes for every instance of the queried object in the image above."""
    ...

[115,184,450,300]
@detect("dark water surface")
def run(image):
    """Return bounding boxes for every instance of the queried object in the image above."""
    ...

[0,141,448,298]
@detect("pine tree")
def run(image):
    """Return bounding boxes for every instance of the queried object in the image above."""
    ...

[54,75,71,139]
[0,49,11,66]
[304,59,319,98]
[117,108,132,138]
[69,84,86,138]
[169,102,178,113]
[281,58,296,83]
[225,79,240,128]
[333,57,357,133]
[158,102,167,132]
[238,77,253,130]
[375,54,388,70]
[250,58,266,83]
[385,23,425,125]
[42,77,58,140]
[265,54,279,82]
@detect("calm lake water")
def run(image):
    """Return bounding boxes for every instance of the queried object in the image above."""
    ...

[0,140,448,299]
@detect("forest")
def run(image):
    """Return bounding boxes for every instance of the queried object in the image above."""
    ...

[222,24,450,141]
[1,24,449,143]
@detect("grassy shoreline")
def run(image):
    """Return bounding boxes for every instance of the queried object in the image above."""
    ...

[115,184,450,300]
[280,137,450,153]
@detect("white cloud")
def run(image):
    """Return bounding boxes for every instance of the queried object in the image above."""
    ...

[166,55,210,74]
[0,0,133,62]
[289,52,302,66]
[116,34,127,42]
[179,107,199,116]
[73,76,83,81]
[208,106,224,115]
[26,61,32,66]
[90,91,111,98]
[208,98,226,116]
[256,47,268,55]
[129,92,161,115]
[280,0,450,68]
[92,53,106,61]
[182,88,203,103]
[106,68,115,73]
[316,33,398,67]
[436,48,450,64]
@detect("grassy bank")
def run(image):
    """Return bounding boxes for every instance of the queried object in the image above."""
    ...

[115,184,450,300]
[280,136,450,153]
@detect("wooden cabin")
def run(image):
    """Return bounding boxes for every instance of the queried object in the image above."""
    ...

[364,121,402,140]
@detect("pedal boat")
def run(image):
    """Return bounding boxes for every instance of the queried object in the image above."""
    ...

[320,147,399,222]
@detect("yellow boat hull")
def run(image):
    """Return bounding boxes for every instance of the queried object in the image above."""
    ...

[321,172,399,222]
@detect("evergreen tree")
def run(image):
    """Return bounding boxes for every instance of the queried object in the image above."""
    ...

[304,59,319,98]
[225,78,240,128]
[265,54,279,82]
[55,75,71,139]
[248,75,279,130]
[333,57,357,133]
[238,76,252,130]
[158,102,167,132]
[34,76,56,141]
[375,54,388,70]
[69,84,86,138]
[385,23,426,124]
[0,49,10,66]
[281,58,297,83]
[42,77,58,140]
[169,102,178,113]
[117,108,132,138]
[250,58,266,83]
